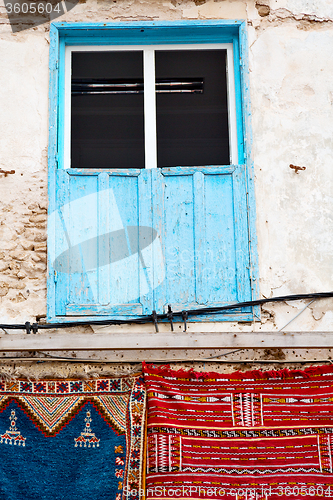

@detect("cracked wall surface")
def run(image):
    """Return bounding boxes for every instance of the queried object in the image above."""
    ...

[0,0,333,371]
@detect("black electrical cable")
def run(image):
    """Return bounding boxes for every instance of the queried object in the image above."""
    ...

[0,291,332,333]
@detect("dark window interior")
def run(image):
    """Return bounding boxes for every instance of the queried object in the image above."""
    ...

[156,50,230,167]
[71,49,230,169]
[71,51,144,169]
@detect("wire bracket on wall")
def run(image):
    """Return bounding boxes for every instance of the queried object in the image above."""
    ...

[152,310,159,333]
[24,322,39,334]
[167,305,174,332]
[0,168,15,176]
[182,311,188,332]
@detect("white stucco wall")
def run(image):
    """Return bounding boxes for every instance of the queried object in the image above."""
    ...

[0,0,333,368]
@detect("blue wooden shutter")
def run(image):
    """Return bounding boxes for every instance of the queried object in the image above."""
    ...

[53,168,163,317]
[53,165,251,318]
[153,165,251,314]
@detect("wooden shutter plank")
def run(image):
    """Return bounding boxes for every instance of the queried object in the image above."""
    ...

[97,172,110,306]
[204,172,237,303]
[67,173,99,306]
[54,169,70,316]
[138,169,154,315]
[108,174,138,308]
[162,172,196,310]
[232,164,251,303]
[161,166,235,176]
[193,171,206,305]
[150,168,165,312]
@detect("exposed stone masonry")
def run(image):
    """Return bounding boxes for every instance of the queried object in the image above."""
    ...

[0,177,47,320]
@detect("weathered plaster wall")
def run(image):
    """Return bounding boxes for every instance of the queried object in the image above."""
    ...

[0,0,333,368]
[0,29,49,320]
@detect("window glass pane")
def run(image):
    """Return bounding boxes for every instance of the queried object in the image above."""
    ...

[71,51,144,169]
[155,50,230,167]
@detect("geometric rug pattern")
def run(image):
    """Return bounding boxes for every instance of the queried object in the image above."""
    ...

[143,363,333,500]
[0,375,146,500]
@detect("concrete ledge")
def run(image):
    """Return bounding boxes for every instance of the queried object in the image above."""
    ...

[0,331,332,351]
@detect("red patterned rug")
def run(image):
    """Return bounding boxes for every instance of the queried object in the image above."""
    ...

[143,363,333,500]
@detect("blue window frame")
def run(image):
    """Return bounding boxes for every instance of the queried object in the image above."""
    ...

[47,21,259,322]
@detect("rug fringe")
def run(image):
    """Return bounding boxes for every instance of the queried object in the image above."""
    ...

[142,361,333,380]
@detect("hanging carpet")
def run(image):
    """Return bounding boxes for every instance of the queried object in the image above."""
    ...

[143,363,333,500]
[0,375,146,500]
